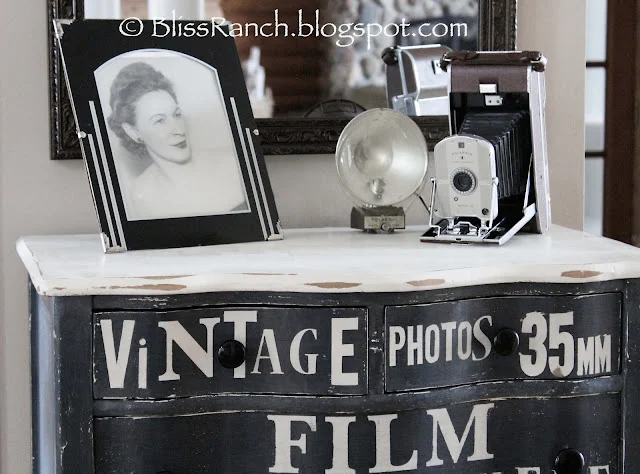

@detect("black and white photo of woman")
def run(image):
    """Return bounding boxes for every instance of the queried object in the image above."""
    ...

[95,50,250,221]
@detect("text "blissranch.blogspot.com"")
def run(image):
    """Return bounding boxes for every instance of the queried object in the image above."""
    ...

[119,9,469,50]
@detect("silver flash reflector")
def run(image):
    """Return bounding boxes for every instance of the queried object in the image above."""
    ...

[336,108,429,233]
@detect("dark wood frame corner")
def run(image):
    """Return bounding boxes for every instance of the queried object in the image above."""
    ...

[47,0,518,159]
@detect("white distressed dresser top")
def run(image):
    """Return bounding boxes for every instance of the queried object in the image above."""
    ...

[17,226,640,296]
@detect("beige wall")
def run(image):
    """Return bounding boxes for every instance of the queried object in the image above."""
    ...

[518,0,587,231]
[0,1,586,472]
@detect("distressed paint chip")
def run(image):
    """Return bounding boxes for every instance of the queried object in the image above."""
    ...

[406,279,446,287]
[108,284,188,291]
[561,270,602,279]
[305,282,362,289]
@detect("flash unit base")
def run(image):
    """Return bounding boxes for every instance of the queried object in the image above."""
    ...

[351,206,405,234]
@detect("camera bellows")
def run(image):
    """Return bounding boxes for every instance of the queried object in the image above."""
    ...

[422,50,549,244]
[459,111,532,200]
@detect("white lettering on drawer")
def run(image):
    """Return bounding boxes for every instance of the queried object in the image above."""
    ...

[101,319,136,389]
[158,317,221,381]
[269,404,494,473]
[267,407,611,474]
[577,335,612,376]
[100,311,361,390]
[331,318,359,386]
[388,311,613,379]
[520,311,611,378]
[225,311,258,379]
[290,329,318,375]
[389,316,493,367]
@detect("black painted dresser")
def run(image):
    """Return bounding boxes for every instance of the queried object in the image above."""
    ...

[18,226,640,473]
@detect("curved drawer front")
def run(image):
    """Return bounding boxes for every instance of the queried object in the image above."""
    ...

[94,393,620,473]
[385,293,621,392]
[93,306,367,398]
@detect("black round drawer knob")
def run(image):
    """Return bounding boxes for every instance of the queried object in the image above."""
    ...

[218,340,246,369]
[555,448,585,474]
[493,328,520,356]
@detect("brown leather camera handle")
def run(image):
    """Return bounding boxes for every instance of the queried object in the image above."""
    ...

[440,51,547,73]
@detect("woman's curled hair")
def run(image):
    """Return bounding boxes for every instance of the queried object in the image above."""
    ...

[107,62,177,157]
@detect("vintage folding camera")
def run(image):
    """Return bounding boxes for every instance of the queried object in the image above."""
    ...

[422,51,551,245]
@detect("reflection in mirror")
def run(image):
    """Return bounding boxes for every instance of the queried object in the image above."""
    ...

[85,1,479,118]
[385,44,453,116]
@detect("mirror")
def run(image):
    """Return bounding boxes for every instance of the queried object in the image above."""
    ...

[98,1,479,118]
[48,0,517,158]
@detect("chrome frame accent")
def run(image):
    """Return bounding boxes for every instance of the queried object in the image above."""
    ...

[231,97,267,241]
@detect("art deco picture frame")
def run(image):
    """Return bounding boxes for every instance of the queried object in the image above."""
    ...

[56,20,282,251]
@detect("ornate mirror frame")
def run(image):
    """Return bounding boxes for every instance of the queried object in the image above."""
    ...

[47,0,517,159]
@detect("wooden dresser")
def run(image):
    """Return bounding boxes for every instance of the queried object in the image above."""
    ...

[18,226,640,473]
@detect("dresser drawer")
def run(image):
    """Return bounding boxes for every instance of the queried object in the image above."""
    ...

[94,393,620,473]
[93,306,367,398]
[386,293,621,392]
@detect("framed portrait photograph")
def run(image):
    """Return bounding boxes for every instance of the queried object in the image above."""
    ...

[55,20,282,251]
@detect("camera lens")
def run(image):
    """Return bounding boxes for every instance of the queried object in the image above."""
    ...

[455,173,473,191]
[452,169,476,194]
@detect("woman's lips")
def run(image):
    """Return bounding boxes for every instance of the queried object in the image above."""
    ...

[172,140,188,149]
